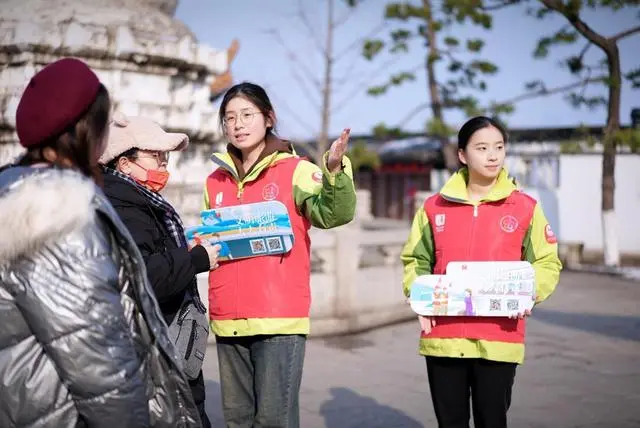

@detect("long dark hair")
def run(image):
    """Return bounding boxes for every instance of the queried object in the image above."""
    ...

[457,116,508,151]
[218,82,277,136]
[18,84,111,183]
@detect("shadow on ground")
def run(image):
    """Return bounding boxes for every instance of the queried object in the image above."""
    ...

[532,308,640,342]
[320,387,424,428]
[320,335,376,352]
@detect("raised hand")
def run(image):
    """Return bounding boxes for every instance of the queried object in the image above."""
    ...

[326,128,351,173]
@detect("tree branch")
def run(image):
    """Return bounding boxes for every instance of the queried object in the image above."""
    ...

[577,41,592,61]
[577,67,593,100]
[267,90,318,139]
[289,67,322,113]
[610,25,640,42]
[331,57,402,113]
[265,28,322,90]
[396,103,431,128]
[334,24,397,87]
[296,0,326,56]
[333,55,363,87]
[437,48,456,62]
[333,0,372,28]
[394,77,604,128]
[481,0,522,11]
[495,75,606,106]
[583,61,608,72]
[394,72,604,130]
[540,0,610,50]
[333,5,357,28]
[333,61,423,114]
[333,21,388,63]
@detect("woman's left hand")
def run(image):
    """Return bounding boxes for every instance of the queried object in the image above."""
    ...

[326,128,351,173]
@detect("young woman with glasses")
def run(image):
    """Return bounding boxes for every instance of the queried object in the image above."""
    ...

[204,82,357,428]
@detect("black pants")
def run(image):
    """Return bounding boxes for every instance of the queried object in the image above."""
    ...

[189,370,211,428]
[426,357,517,428]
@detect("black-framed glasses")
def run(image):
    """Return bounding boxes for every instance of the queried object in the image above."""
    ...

[223,111,263,127]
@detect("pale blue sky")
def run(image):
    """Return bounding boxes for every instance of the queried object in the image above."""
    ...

[176,1,639,139]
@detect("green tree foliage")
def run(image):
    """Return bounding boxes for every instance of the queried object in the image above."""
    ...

[361,1,514,141]
[346,140,382,171]
[530,0,640,266]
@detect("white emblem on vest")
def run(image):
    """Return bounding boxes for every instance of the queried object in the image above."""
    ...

[215,192,223,207]
[499,215,519,233]
[262,183,279,201]
[434,214,445,232]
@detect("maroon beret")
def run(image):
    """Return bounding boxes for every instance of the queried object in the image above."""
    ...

[16,58,101,148]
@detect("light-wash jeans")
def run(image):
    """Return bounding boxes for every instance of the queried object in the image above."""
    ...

[216,334,306,428]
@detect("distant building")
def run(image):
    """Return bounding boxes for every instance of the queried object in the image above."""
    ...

[294,119,637,220]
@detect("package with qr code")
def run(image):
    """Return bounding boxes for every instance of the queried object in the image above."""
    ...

[409,261,536,317]
[184,201,294,261]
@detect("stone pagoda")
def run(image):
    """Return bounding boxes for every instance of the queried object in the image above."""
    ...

[0,0,238,184]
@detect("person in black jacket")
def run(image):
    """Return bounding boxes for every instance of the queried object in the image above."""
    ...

[99,111,220,428]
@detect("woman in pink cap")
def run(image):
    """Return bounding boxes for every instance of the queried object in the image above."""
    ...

[99,111,221,428]
[0,58,202,427]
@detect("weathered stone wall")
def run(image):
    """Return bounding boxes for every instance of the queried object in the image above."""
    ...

[0,0,229,167]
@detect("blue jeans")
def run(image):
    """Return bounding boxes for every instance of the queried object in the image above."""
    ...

[216,334,306,428]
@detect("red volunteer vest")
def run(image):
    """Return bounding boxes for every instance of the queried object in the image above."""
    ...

[206,157,311,321]
[423,191,536,343]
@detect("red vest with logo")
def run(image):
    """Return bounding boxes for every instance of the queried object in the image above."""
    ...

[423,191,537,343]
[206,157,311,321]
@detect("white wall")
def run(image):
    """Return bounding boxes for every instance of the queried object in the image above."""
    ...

[553,154,640,253]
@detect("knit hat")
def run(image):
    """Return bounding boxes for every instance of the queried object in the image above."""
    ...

[16,57,101,148]
[99,111,189,164]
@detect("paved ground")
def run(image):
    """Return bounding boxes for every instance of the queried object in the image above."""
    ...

[202,271,640,427]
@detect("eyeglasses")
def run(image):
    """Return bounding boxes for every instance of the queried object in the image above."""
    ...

[137,151,169,164]
[222,111,263,128]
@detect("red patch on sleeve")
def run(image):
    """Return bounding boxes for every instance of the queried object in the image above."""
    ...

[312,171,323,183]
[544,224,557,244]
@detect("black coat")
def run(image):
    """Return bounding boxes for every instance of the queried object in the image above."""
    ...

[102,173,210,324]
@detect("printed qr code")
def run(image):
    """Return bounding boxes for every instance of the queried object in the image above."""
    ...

[267,237,283,252]
[489,299,502,311]
[507,299,519,311]
[250,239,267,254]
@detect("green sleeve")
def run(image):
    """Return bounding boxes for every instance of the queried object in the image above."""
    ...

[292,153,356,229]
[522,203,563,304]
[400,207,434,297]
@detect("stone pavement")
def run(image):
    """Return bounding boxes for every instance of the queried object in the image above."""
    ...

[202,271,640,427]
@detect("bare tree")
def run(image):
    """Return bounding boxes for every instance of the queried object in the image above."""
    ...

[265,0,387,165]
